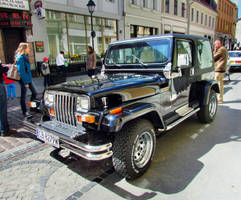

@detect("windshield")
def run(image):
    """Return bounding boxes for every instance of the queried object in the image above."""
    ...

[228,52,241,57]
[105,38,171,66]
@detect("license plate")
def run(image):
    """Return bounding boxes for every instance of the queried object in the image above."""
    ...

[36,128,60,148]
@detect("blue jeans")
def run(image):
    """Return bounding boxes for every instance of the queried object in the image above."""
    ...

[0,83,9,133]
[18,80,37,114]
[6,83,16,98]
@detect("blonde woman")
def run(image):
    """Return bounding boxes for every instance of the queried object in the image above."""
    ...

[15,43,37,118]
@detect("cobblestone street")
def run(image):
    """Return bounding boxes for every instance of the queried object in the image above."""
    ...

[0,98,119,200]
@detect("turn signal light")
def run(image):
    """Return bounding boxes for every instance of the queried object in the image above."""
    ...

[77,115,95,123]
[77,115,82,123]
[109,107,123,114]
[28,101,37,108]
[49,108,55,116]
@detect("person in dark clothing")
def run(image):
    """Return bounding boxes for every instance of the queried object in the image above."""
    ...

[41,57,51,88]
[86,46,96,78]
[0,61,16,136]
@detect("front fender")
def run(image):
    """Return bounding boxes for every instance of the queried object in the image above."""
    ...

[202,80,219,106]
[101,102,165,132]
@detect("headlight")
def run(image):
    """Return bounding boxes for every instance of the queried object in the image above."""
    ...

[76,96,90,112]
[44,92,54,107]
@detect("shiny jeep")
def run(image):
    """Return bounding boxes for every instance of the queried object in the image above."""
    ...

[25,34,219,179]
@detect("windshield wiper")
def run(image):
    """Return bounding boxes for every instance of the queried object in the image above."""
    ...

[105,58,121,68]
[131,55,147,68]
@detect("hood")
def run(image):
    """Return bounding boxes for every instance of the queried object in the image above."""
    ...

[48,73,167,97]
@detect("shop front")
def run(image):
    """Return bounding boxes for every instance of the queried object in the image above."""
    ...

[43,9,118,75]
[0,1,34,66]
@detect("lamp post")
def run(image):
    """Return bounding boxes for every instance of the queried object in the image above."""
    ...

[186,0,193,34]
[87,0,96,50]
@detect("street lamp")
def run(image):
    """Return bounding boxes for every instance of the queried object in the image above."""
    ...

[87,0,96,50]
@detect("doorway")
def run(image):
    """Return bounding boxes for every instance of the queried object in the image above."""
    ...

[2,28,24,63]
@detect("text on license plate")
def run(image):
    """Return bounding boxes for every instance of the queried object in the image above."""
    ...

[36,128,60,148]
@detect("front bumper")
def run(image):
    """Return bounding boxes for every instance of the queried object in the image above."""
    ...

[23,120,113,161]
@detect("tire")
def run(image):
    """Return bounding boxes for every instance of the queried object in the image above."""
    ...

[198,89,217,123]
[112,119,156,180]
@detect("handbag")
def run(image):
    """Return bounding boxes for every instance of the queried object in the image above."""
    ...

[7,64,20,80]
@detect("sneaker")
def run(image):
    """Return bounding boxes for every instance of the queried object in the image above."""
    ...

[0,129,17,137]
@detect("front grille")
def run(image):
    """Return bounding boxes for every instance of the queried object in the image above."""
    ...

[54,94,77,126]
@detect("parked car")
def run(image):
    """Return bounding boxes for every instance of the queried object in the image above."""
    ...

[227,50,241,71]
[25,34,219,180]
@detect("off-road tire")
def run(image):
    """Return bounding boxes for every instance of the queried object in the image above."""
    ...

[198,89,217,123]
[112,119,156,180]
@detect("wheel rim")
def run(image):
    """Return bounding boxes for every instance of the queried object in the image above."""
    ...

[133,131,154,168]
[209,95,217,118]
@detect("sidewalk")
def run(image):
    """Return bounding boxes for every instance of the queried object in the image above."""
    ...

[13,74,88,98]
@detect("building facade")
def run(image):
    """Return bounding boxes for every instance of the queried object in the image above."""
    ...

[215,0,238,48]
[161,0,217,43]
[31,0,121,66]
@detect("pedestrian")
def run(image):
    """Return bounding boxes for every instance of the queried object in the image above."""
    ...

[56,51,66,76]
[213,38,228,103]
[15,42,37,118]
[3,73,16,100]
[41,57,51,88]
[86,46,96,78]
[0,60,16,136]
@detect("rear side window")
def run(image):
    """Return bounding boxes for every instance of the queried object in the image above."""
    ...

[197,40,213,69]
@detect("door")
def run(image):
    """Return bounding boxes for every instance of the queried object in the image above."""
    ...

[170,39,194,109]
[3,28,24,64]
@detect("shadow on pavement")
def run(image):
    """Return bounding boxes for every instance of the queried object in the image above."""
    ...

[48,105,241,197]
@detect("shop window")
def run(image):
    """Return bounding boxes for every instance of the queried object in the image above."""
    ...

[181,3,185,17]
[46,11,68,63]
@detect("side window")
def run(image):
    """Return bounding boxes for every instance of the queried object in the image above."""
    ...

[197,40,213,69]
[174,40,193,70]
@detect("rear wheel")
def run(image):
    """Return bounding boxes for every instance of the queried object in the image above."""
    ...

[198,89,217,123]
[112,119,156,180]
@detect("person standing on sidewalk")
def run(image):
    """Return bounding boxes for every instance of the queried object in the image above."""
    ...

[15,43,37,118]
[0,61,16,136]
[41,57,51,88]
[213,38,228,103]
[86,46,96,78]
[56,51,66,77]
[3,73,16,100]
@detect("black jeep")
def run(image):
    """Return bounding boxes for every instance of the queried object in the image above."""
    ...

[25,34,219,180]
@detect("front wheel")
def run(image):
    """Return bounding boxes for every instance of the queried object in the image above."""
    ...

[198,89,217,123]
[112,119,156,180]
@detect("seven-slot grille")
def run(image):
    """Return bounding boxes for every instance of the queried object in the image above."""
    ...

[54,94,77,126]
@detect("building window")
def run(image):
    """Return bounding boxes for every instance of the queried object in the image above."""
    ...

[174,0,178,15]
[165,0,169,13]
[196,10,199,23]
[130,25,157,38]
[205,14,207,26]
[191,8,194,21]
[143,0,149,8]
[153,0,157,10]
[212,17,215,29]
[201,13,203,24]
[131,0,137,5]
[106,0,114,2]
[181,3,185,17]
[209,16,211,27]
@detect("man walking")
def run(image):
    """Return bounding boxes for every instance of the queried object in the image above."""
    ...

[213,38,228,103]
[56,51,66,77]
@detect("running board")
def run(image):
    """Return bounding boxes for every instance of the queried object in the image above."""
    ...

[158,108,200,132]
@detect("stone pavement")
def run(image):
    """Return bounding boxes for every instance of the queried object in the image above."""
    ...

[0,75,136,200]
